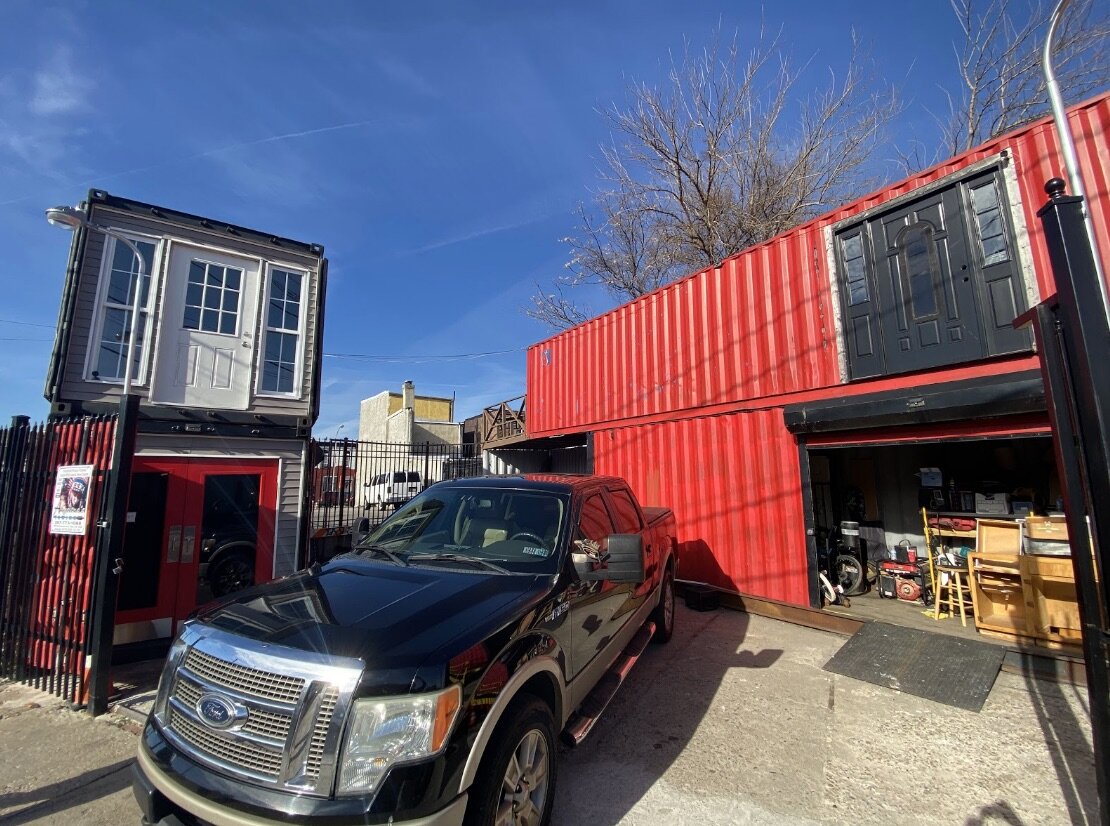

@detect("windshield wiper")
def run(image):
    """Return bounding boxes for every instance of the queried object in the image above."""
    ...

[407,553,508,573]
[354,543,409,567]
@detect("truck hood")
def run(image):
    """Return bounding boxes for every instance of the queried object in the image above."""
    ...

[196,557,552,674]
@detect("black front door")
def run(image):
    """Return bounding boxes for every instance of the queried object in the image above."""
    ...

[871,187,983,373]
[836,168,1031,380]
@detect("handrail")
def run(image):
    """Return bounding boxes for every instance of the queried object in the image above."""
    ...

[481,396,527,446]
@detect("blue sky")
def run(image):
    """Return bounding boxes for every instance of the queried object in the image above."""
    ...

[1,1,985,433]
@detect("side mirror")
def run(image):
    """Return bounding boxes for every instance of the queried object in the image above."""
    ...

[572,535,644,582]
[605,534,645,583]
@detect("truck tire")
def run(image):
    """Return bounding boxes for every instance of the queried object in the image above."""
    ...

[650,564,675,644]
[209,551,254,597]
[465,696,557,826]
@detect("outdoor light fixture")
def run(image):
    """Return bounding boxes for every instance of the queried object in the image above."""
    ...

[45,205,149,397]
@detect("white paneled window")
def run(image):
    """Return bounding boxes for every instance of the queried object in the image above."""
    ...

[259,267,305,396]
[88,237,157,383]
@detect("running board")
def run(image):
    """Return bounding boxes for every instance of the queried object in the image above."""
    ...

[562,621,656,746]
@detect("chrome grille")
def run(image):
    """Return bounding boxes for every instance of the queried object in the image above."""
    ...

[306,688,339,778]
[170,708,283,777]
[159,627,362,796]
[175,675,202,706]
[183,648,304,703]
[172,676,293,742]
[244,707,292,741]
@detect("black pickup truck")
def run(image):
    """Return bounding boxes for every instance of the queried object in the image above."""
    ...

[133,474,678,826]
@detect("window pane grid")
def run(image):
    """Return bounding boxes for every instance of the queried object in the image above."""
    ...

[94,238,155,381]
[184,261,242,335]
[260,269,304,394]
[266,269,302,333]
[970,181,1011,267]
[840,234,870,306]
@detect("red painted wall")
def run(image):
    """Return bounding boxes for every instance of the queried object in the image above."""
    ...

[593,408,810,605]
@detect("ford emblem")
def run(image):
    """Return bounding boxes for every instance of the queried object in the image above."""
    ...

[196,693,246,730]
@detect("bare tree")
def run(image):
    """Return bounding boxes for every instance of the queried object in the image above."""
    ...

[940,0,1108,155]
[528,28,896,329]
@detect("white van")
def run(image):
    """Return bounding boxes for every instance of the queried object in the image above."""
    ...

[364,470,423,509]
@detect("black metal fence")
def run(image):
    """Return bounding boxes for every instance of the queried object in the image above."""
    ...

[0,414,117,706]
[306,439,484,558]
[1031,179,1110,822]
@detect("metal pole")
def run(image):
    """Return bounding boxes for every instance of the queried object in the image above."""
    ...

[85,394,139,716]
[1043,0,1109,324]
[1036,179,1110,825]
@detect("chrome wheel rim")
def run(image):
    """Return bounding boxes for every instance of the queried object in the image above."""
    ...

[495,728,550,826]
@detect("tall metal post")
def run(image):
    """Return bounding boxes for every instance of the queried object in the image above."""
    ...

[1035,178,1110,825]
[85,394,139,716]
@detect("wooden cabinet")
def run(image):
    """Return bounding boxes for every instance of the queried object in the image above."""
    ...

[968,552,1026,635]
[1021,555,1082,644]
[967,551,1081,648]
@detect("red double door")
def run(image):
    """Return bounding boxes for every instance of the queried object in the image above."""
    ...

[114,457,277,644]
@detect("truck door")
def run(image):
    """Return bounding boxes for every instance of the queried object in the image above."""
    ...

[604,486,654,599]
[565,492,631,681]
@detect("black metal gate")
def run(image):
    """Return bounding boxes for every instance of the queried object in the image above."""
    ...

[306,439,483,561]
[0,414,117,706]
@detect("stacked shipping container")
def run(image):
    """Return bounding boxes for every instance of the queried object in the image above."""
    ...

[525,95,1110,606]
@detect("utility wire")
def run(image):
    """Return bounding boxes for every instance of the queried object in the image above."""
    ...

[0,318,55,328]
[322,347,526,363]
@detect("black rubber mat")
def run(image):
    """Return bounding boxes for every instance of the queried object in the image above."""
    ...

[823,622,1005,711]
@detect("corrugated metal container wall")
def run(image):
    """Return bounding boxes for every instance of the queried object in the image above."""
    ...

[594,409,809,605]
[527,95,1110,437]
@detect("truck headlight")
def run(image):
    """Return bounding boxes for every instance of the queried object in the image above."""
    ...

[336,684,461,795]
[152,633,190,722]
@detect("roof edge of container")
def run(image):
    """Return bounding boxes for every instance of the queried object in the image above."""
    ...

[87,189,326,257]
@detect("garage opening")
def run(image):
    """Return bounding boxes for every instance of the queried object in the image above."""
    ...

[805,432,1077,648]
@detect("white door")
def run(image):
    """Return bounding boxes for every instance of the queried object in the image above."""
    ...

[151,245,259,410]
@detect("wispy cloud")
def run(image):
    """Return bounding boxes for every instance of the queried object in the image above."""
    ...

[29,47,93,116]
[375,56,440,100]
[0,43,94,181]
[402,211,560,256]
[0,117,405,207]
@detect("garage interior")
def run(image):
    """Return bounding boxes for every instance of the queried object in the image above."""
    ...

[806,434,1079,650]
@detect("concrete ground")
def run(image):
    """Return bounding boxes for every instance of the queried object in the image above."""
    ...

[555,606,1096,826]
[0,606,1096,825]
[0,683,142,825]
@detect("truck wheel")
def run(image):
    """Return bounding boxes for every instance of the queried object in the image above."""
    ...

[651,565,675,644]
[465,696,556,826]
[209,552,254,597]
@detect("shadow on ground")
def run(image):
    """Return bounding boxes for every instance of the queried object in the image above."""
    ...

[554,603,784,825]
[0,760,133,825]
[1020,652,1099,825]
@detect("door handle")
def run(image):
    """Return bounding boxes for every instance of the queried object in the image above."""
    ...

[167,525,182,563]
[181,526,196,564]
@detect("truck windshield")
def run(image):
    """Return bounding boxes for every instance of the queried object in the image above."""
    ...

[356,486,567,572]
